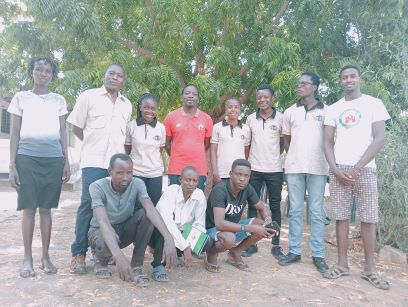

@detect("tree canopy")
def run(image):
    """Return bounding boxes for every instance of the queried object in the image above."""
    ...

[0,0,407,120]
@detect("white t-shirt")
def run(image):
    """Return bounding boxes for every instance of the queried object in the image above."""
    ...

[7,91,67,157]
[125,118,165,178]
[210,120,251,178]
[324,94,390,168]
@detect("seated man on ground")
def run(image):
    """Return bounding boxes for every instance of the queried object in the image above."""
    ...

[87,153,177,286]
[151,166,213,282]
[205,159,276,272]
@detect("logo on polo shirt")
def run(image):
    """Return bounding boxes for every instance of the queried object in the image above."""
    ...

[240,134,245,140]
[176,123,182,128]
[198,123,204,131]
[314,115,325,122]
[153,135,161,141]
[269,124,279,131]
[339,109,362,128]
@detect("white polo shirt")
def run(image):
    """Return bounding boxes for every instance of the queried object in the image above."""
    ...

[246,108,283,172]
[211,120,251,178]
[283,100,328,176]
[67,86,132,169]
[324,94,390,168]
[125,118,165,178]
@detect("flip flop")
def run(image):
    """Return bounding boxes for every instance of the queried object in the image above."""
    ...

[204,258,221,273]
[361,271,390,290]
[39,264,58,275]
[151,265,169,282]
[323,265,350,279]
[19,267,36,278]
[133,267,150,287]
[226,253,250,272]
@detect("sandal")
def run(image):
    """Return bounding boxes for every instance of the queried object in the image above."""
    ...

[204,257,221,273]
[19,267,36,278]
[40,259,58,275]
[323,265,350,279]
[94,262,112,279]
[151,265,169,282]
[361,271,390,290]
[226,253,250,272]
[132,267,150,287]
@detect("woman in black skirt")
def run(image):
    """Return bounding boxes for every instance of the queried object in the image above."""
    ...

[8,57,70,278]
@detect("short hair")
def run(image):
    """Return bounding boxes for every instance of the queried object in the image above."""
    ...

[109,153,132,169]
[107,63,125,76]
[181,166,199,176]
[256,84,275,96]
[225,97,242,107]
[231,159,251,171]
[27,57,58,79]
[182,84,199,97]
[339,64,361,77]
[137,93,159,120]
[301,72,320,90]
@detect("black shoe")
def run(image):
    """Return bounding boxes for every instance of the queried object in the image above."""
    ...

[312,257,329,273]
[241,245,258,257]
[271,246,285,261]
[278,252,301,266]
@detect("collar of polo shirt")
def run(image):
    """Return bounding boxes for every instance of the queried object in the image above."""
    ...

[99,85,126,102]
[256,107,277,120]
[296,98,324,112]
[221,119,243,128]
[136,116,157,127]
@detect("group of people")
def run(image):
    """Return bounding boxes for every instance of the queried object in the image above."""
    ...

[8,57,390,290]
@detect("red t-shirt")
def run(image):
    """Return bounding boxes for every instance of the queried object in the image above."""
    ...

[164,108,213,176]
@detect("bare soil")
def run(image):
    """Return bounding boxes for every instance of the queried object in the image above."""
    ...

[0,188,407,306]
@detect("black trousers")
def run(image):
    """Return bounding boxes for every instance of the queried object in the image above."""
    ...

[249,170,283,245]
[88,208,154,267]
[135,176,163,206]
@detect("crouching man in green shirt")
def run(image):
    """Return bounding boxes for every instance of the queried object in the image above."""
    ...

[87,153,176,286]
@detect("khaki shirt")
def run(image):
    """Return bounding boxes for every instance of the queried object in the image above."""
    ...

[283,100,328,176]
[246,109,283,172]
[67,86,132,169]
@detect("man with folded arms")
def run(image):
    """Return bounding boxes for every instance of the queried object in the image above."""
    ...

[205,159,276,273]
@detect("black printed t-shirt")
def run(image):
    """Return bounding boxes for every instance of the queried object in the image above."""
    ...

[206,179,260,229]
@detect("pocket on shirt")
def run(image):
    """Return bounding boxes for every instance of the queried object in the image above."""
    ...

[88,111,108,129]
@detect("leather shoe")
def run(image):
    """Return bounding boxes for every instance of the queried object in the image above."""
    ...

[241,244,258,257]
[312,257,329,273]
[278,252,301,266]
[271,246,285,261]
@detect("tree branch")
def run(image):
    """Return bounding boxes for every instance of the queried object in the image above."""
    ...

[269,0,291,33]
[240,85,256,104]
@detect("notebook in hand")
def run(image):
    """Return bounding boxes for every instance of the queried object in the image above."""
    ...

[182,224,209,255]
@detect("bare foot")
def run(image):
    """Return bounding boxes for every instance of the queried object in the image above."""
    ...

[40,257,58,274]
[19,258,36,278]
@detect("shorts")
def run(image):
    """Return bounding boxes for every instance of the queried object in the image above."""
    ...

[329,164,379,223]
[16,154,64,211]
[206,218,254,243]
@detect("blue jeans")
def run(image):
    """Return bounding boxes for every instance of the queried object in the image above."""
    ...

[287,174,326,258]
[206,218,254,243]
[71,167,109,256]
[168,175,206,192]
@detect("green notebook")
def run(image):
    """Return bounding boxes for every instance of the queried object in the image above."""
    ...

[182,224,209,255]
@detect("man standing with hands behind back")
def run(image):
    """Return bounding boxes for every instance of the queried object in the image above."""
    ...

[67,64,132,274]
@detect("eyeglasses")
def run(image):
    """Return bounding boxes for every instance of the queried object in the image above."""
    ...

[295,81,314,88]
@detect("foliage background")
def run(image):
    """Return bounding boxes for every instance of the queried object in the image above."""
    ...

[1,0,407,251]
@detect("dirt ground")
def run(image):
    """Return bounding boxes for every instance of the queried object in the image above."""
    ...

[0,187,407,307]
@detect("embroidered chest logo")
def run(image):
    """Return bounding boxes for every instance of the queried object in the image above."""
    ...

[225,203,244,215]
[153,135,161,141]
[269,124,280,132]
[176,123,182,128]
[197,123,204,131]
[339,109,362,128]
[240,134,245,140]
[314,115,325,122]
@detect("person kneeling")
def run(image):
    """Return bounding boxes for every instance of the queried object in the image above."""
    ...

[205,159,276,273]
[88,153,176,286]
[151,166,213,282]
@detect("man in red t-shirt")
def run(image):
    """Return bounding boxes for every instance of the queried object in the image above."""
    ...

[164,85,213,191]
